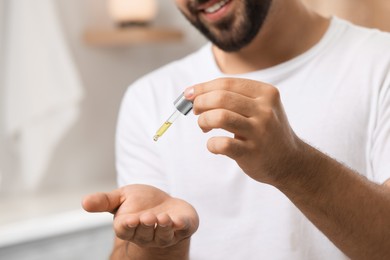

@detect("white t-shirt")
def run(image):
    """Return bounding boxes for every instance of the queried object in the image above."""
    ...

[116,17,390,259]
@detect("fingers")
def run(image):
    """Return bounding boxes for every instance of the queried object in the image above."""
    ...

[154,213,175,247]
[114,212,188,248]
[172,217,193,240]
[114,214,138,241]
[198,109,253,137]
[114,213,156,243]
[82,189,123,213]
[183,78,284,155]
[184,78,281,117]
[133,213,158,245]
[207,136,247,159]
[192,90,255,117]
[185,77,274,100]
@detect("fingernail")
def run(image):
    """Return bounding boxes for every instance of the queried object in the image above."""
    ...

[184,87,194,99]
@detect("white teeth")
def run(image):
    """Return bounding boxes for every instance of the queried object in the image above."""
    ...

[204,0,229,14]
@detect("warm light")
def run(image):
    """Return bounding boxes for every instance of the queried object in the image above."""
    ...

[108,0,158,25]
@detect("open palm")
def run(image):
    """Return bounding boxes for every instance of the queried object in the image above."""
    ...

[83,184,199,248]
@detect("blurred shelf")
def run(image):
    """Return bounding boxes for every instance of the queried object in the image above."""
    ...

[84,26,184,47]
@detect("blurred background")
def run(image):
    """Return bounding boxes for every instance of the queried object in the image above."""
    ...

[0,0,204,259]
[0,0,388,259]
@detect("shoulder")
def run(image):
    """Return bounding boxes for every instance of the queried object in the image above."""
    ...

[333,17,390,57]
[325,17,390,84]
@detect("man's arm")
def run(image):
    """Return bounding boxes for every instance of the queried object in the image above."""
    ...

[185,78,390,259]
[276,142,390,259]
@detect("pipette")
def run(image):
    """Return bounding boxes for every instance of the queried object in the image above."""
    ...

[153,93,193,142]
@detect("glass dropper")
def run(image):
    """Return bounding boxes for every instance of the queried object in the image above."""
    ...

[153,93,193,142]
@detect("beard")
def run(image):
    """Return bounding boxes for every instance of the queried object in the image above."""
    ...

[182,0,272,52]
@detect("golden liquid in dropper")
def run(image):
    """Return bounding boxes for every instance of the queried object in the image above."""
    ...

[153,121,172,141]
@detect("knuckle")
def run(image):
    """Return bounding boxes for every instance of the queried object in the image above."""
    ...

[256,107,275,134]
[215,110,229,125]
[215,91,230,106]
[219,138,233,152]
[199,110,229,129]
[219,77,235,90]
[194,84,204,95]
[265,86,280,103]
[198,114,208,129]
[262,107,275,120]
[193,99,202,115]
[208,137,230,153]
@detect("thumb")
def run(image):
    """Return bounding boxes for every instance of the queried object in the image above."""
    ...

[82,189,122,213]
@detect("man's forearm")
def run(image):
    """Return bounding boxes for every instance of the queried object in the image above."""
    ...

[110,238,190,260]
[276,141,390,259]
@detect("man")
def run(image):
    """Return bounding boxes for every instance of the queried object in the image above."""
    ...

[82,0,390,259]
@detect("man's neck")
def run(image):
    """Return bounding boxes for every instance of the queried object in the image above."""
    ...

[213,0,330,74]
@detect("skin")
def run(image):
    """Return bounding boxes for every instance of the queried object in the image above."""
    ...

[82,185,198,259]
[83,0,390,259]
[179,0,272,52]
[184,79,390,259]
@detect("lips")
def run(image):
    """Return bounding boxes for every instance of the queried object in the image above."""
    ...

[191,0,233,23]
[201,0,231,14]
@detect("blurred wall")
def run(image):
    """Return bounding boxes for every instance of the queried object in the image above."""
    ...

[302,0,390,32]
[40,0,205,192]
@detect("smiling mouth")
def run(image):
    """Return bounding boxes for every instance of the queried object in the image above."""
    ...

[200,0,231,14]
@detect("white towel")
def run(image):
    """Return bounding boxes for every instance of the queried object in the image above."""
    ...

[1,0,84,192]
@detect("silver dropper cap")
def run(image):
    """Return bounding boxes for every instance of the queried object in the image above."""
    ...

[174,93,193,115]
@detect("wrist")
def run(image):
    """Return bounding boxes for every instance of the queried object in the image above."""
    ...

[272,140,330,199]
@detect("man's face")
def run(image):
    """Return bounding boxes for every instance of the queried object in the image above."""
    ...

[175,0,272,52]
